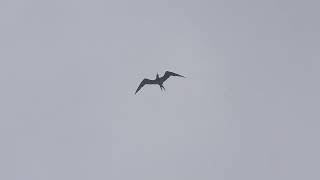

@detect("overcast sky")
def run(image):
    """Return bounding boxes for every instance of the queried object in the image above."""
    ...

[1,0,319,180]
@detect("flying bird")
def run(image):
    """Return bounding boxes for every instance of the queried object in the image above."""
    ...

[135,71,185,94]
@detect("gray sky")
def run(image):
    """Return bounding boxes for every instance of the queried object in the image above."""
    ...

[1,0,319,179]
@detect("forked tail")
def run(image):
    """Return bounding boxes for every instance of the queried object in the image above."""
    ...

[160,84,166,91]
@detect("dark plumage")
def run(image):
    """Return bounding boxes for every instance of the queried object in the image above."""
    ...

[135,71,185,94]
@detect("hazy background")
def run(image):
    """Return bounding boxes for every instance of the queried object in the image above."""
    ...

[1,0,319,179]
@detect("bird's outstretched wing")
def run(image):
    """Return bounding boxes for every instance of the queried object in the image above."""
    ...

[161,71,185,82]
[135,78,154,94]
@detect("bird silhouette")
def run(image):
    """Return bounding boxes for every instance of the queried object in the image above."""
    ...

[135,71,185,94]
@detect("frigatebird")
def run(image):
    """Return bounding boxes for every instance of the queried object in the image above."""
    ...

[135,71,185,94]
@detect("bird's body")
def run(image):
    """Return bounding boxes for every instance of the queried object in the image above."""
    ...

[135,71,185,94]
